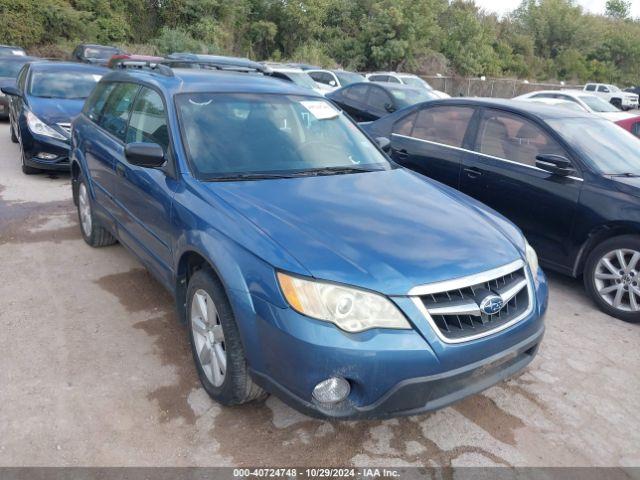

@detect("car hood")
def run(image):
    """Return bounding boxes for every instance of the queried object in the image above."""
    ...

[28,97,85,125]
[608,175,640,197]
[205,169,523,295]
[595,111,640,121]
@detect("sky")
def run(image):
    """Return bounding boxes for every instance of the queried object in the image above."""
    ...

[473,0,640,18]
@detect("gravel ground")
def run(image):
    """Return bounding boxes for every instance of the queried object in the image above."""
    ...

[0,123,638,468]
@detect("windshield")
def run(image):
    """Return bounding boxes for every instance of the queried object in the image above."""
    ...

[400,76,432,90]
[0,47,25,57]
[29,71,102,99]
[281,72,318,90]
[388,87,435,108]
[335,71,366,86]
[579,95,619,112]
[0,60,28,78]
[175,93,393,180]
[548,117,640,175]
[84,47,117,60]
[608,85,621,92]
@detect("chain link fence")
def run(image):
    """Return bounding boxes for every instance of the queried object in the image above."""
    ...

[421,76,583,98]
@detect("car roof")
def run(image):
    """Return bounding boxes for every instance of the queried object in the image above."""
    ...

[420,97,594,120]
[0,55,38,62]
[28,61,108,73]
[79,44,120,49]
[102,68,325,97]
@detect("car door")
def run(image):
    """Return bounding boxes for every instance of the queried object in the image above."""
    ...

[87,82,140,219]
[460,108,582,269]
[365,85,394,120]
[117,85,177,281]
[334,84,370,122]
[390,105,476,188]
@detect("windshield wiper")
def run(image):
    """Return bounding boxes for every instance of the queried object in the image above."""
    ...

[605,172,640,177]
[304,166,383,176]
[210,172,302,181]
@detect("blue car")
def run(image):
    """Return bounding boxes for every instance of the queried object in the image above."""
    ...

[1,61,106,174]
[70,64,547,419]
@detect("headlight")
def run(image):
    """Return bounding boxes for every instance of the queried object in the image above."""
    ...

[277,272,410,333]
[525,241,540,282]
[26,110,66,140]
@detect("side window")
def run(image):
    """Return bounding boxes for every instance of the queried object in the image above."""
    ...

[84,82,116,123]
[393,111,417,136]
[367,87,392,112]
[388,76,402,84]
[411,106,474,147]
[342,84,368,102]
[477,110,566,167]
[598,85,609,93]
[126,87,169,153]
[585,84,596,92]
[368,75,386,82]
[99,83,139,141]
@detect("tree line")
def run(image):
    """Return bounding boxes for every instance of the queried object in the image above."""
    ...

[1,0,639,85]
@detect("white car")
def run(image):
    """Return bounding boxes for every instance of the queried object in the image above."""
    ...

[514,90,640,122]
[583,83,638,110]
[365,72,450,99]
[306,69,367,91]
[263,64,325,95]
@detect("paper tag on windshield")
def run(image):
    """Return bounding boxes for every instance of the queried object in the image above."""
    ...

[300,101,339,120]
[12,50,25,56]
[92,75,103,82]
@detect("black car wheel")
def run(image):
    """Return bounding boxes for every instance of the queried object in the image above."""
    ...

[19,136,40,175]
[187,268,266,406]
[584,235,640,323]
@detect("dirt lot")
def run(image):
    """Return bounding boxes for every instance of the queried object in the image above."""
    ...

[0,123,639,468]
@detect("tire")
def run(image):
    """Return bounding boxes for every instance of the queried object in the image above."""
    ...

[10,120,18,143]
[611,98,622,110]
[19,141,40,175]
[584,234,640,323]
[76,174,117,247]
[187,268,266,406]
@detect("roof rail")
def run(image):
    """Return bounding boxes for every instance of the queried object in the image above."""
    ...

[164,54,271,75]
[115,60,174,77]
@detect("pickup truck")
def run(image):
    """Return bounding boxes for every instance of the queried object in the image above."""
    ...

[584,83,638,110]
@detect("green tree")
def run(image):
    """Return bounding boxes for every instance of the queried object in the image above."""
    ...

[606,0,631,19]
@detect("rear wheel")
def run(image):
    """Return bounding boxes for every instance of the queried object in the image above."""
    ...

[584,235,640,323]
[187,268,266,405]
[611,98,623,110]
[76,175,117,247]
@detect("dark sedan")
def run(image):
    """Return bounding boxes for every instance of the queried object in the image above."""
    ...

[0,56,38,118]
[1,61,106,174]
[327,82,437,122]
[364,98,640,323]
[0,45,26,57]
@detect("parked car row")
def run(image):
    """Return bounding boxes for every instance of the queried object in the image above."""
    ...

[0,50,638,420]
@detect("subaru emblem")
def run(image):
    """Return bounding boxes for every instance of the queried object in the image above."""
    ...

[479,295,504,315]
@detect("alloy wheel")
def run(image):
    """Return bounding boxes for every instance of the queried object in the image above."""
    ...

[594,248,640,312]
[78,183,93,238]
[191,289,227,387]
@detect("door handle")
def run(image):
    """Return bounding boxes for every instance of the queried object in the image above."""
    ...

[115,163,126,178]
[393,148,409,160]
[464,166,482,179]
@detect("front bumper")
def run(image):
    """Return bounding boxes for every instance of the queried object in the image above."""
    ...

[22,131,71,171]
[622,96,639,108]
[244,268,548,419]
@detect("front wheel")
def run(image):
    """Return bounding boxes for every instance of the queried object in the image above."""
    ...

[19,140,40,175]
[10,120,18,143]
[187,268,266,405]
[584,235,640,323]
[76,176,117,247]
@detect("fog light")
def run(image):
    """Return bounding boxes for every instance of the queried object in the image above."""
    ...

[36,152,57,160]
[312,377,350,404]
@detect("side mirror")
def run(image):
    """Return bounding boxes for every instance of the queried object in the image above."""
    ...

[375,137,391,152]
[329,80,336,87]
[1,85,21,97]
[384,102,396,113]
[125,143,165,168]
[535,154,573,176]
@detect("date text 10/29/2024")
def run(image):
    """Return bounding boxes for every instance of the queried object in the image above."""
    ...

[233,469,401,478]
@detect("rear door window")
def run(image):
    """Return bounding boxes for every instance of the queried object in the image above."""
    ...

[411,106,475,147]
[342,84,368,103]
[585,84,596,91]
[393,111,417,136]
[126,87,169,153]
[99,83,140,141]
[476,110,566,166]
[367,86,392,112]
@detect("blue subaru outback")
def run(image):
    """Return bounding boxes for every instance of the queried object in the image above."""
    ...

[70,61,548,419]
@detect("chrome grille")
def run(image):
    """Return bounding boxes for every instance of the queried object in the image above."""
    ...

[417,265,530,341]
